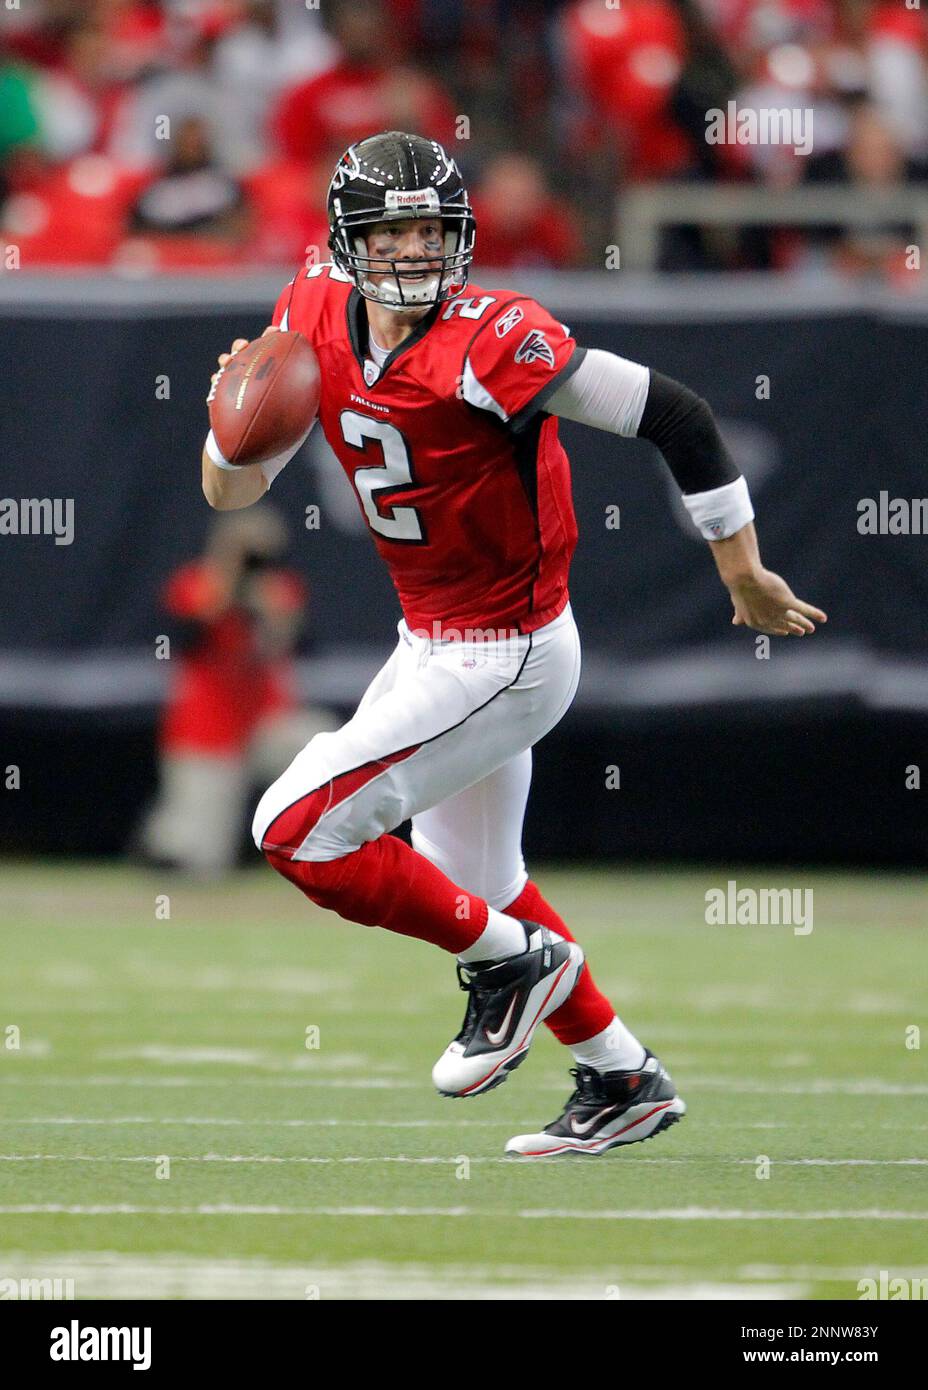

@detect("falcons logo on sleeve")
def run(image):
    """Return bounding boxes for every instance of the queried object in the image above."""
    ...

[514,329,555,369]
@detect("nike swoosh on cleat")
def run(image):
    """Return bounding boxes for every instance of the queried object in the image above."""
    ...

[484,994,518,1047]
[569,1105,616,1136]
[457,956,577,1096]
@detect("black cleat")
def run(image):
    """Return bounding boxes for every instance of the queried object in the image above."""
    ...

[505,1050,686,1156]
[432,922,584,1098]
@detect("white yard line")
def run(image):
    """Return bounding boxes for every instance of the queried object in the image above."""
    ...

[0,1154,496,1165]
[1,1153,926,1167]
[739,1264,928,1281]
[680,1078,928,1096]
[0,1077,419,1089]
[518,1207,928,1221]
[1,1117,495,1128]
[0,1252,807,1300]
[2,1204,926,1220]
[4,1075,928,1096]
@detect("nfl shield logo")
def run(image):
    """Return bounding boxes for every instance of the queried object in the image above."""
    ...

[363,360,379,386]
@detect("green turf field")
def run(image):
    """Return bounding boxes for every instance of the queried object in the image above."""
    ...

[1,860,925,1300]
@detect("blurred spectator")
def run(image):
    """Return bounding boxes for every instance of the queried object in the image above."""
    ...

[106,18,251,174]
[800,98,928,279]
[129,115,248,239]
[864,2,928,160]
[1,0,926,274]
[668,0,739,178]
[560,0,692,180]
[471,152,581,268]
[137,506,337,878]
[211,1,336,168]
[0,49,42,166]
[243,156,332,269]
[29,16,130,161]
[1,152,145,267]
[271,0,457,165]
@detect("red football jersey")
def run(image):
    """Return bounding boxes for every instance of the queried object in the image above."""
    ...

[272,263,586,638]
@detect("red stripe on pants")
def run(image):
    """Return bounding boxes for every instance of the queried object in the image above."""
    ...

[261,744,421,859]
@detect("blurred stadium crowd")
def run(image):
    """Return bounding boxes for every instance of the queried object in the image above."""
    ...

[0,0,926,273]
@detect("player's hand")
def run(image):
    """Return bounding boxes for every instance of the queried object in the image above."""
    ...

[728,568,827,637]
[208,325,278,400]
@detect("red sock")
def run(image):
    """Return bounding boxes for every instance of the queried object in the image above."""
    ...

[504,880,615,1045]
[264,834,487,954]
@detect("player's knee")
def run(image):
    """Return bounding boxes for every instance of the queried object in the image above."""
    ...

[251,785,280,853]
[410,824,449,876]
[262,843,377,923]
[251,730,337,853]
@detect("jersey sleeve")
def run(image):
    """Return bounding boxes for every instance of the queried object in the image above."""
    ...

[271,278,296,330]
[461,298,587,432]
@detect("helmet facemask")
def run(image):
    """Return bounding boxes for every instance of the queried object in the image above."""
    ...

[329,188,475,311]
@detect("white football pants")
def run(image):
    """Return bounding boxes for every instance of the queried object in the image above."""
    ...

[252,604,581,906]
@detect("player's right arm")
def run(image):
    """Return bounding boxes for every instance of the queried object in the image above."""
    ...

[202,271,313,509]
[202,330,277,510]
[201,449,268,511]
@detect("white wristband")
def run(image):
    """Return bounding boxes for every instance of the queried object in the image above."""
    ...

[204,423,314,486]
[260,422,314,488]
[204,428,240,471]
[682,475,754,541]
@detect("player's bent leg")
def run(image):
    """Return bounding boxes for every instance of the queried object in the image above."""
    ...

[410,745,651,1096]
[411,754,582,1097]
[411,750,624,1052]
[505,1050,686,1158]
[410,749,533,911]
[253,606,585,1093]
[263,832,488,954]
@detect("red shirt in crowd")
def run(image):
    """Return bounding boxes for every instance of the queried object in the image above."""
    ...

[160,561,305,756]
[271,61,457,166]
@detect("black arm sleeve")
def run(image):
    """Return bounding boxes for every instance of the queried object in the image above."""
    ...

[636,370,739,495]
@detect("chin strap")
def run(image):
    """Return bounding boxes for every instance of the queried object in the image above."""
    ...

[359,271,446,309]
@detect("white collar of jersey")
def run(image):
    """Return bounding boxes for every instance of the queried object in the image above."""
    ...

[367,331,390,368]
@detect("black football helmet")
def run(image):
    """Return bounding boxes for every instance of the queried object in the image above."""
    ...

[326,130,476,310]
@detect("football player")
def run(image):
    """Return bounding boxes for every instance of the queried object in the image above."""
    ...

[202,132,826,1157]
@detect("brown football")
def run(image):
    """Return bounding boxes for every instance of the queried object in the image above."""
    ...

[208,331,321,467]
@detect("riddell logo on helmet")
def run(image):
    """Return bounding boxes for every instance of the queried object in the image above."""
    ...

[385,188,441,212]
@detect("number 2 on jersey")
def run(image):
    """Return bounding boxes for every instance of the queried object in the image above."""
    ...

[340,411,425,544]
